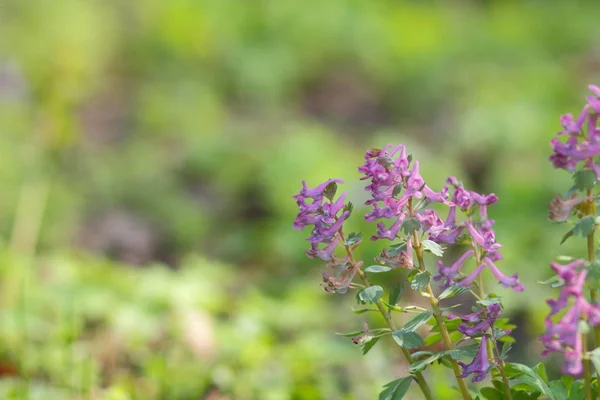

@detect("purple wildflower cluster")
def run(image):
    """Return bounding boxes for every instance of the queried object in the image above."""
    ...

[434,179,525,292]
[550,85,600,176]
[358,144,450,242]
[541,261,600,375]
[293,179,359,293]
[448,304,504,382]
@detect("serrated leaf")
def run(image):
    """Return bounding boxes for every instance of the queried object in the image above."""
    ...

[365,265,392,273]
[573,169,597,191]
[439,284,470,300]
[574,216,595,237]
[387,242,407,256]
[379,376,413,400]
[404,312,433,332]
[324,181,338,201]
[401,218,421,235]
[346,232,362,246]
[358,286,384,304]
[392,329,423,349]
[422,239,444,257]
[361,336,380,355]
[410,270,431,291]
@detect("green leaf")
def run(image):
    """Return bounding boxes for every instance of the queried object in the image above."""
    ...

[335,330,364,337]
[346,232,362,246]
[448,344,480,360]
[392,184,403,198]
[538,275,565,288]
[573,169,597,191]
[532,363,548,383]
[480,387,504,400]
[588,347,600,374]
[477,296,502,307]
[387,242,407,256]
[513,391,542,400]
[565,216,596,243]
[401,218,421,235]
[365,265,392,273]
[358,286,384,304]
[560,230,574,245]
[438,284,469,300]
[392,329,423,349]
[421,239,445,257]
[323,181,338,201]
[403,311,433,331]
[344,202,354,218]
[361,336,380,355]
[548,379,569,400]
[388,280,404,310]
[424,332,443,346]
[410,271,431,291]
[505,363,555,400]
[568,380,584,400]
[379,377,413,400]
[408,351,449,373]
[501,341,513,359]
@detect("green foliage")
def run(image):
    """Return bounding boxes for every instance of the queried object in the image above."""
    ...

[410,271,431,291]
[438,284,469,300]
[561,216,595,244]
[504,363,556,400]
[572,169,597,191]
[346,231,362,246]
[358,285,385,304]
[392,330,423,349]
[378,377,413,400]
[421,239,444,257]
[365,265,392,273]
[401,218,422,235]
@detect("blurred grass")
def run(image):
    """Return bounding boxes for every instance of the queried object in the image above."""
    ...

[0,0,598,398]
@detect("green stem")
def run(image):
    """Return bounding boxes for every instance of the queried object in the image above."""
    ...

[340,230,434,400]
[406,199,471,400]
[584,331,594,400]
[472,239,513,400]
[412,237,472,400]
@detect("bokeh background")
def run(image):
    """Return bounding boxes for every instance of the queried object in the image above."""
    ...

[0,1,598,399]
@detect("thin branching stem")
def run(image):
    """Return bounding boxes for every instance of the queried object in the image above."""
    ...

[339,228,434,400]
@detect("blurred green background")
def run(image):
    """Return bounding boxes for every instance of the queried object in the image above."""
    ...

[0,1,597,398]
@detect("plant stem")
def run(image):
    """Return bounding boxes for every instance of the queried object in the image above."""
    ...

[339,230,434,400]
[586,188,600,350]
[472,239,513,400]
[584,331,594,400]
[412,235,473,400]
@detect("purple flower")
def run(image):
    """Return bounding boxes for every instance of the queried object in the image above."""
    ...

[549,85,600,176]
[293,179,349,261]
[434,250,474,288]
[359,145,449,241]
[549,195,593,222]
[455,304,503,337]
[458,336,491,383]
[541,260,600,375]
